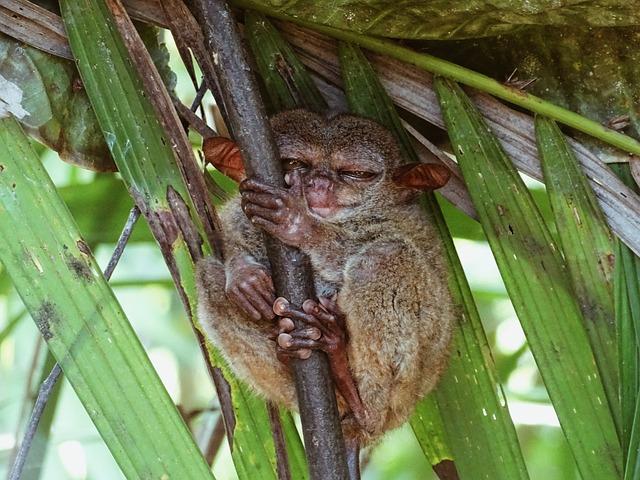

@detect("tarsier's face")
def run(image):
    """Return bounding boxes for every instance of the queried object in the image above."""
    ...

[271,110,405,221]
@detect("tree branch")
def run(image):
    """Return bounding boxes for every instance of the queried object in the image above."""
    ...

[192,1,349,478]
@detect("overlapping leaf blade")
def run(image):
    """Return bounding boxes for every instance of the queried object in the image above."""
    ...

[612,164,640,479]
[0,116,213,479]
[435,77,621,479]
[235,1,640,40]
[535,116,619,433]
[339,42,529,479]
[59,1,291,478]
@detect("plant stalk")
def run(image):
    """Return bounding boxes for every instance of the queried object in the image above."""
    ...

[193,1,349,479]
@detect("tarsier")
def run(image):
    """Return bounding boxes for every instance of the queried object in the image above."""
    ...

[197,109,456,445]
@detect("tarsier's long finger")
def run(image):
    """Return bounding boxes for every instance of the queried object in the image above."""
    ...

[318,295,339,312]
[302,299,337,327]
[257,269,275,291]
[277,333,320,351]
[243,204,284,223]
[256,282,276,308]
[277,346,311,362]
[240,178,284,196]
[240,191,283,209]
[229,288,261,321]
[284,170,304,197]
[290,327,322,341]
[268,317,295,340]
[249,217,280,236]
[273,298,331,335]
[237,283,274,319]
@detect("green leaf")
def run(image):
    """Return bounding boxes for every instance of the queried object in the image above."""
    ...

[234,1,640,40]
[59,1,287,479]
[419,26,640,162]
[245,11,327,113]
[339,42,529,479]
[535,116,619,433]
[0,116,213,478]
[0,32,114,171]
[60,176,153,246]
[435,76,622,479]
[233,2,640,158]
[611,164,640,479]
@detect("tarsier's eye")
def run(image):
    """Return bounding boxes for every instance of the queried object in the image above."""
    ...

[282,158,308,171]
[340,170,378,181]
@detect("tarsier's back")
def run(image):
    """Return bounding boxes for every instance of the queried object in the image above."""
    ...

[197,109,455,444]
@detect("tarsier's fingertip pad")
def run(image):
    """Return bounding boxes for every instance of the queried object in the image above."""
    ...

[299,349,312,359]
[278,333,293,348]
[278,317,295,332]
[302,299,317,311]
[273,297,289,315]
[392,162,451,191]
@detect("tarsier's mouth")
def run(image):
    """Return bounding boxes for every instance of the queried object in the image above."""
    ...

[309,206,335,218]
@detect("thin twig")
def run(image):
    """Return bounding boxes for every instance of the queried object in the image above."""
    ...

[8,205,140,480]
[8,364,62,480]
[191,80,209,114]
[103,206,141,280]
[204,415,226,466]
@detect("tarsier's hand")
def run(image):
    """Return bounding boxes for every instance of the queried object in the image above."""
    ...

[225,259,275,321]
[240,174,318,247]
[271,296,369,429]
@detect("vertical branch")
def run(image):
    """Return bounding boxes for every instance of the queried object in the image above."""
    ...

[193,1,349,478]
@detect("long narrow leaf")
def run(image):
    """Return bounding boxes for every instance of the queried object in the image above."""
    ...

[435,77,621,479]
[535,116,619,433]
[612,164,640,479]
[245,11,326,114]
[232,0,640,158]
[0,116,213,478]
[59,1,285,478]
[339,42,529,479]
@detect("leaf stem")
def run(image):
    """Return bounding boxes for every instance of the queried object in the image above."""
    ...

[233,0,640,156]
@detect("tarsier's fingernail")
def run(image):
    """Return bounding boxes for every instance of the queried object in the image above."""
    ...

[279,317,294,331]
[278,333,293,348]
[273,297,289,315]
[308,327,321,340]
[302,299,316,311]
[299,349,312,360]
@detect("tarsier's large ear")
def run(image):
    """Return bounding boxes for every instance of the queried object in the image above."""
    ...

[392,162,451,191]
[203,137,246,182]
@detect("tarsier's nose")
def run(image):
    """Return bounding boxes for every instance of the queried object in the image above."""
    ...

[306,174,334,192]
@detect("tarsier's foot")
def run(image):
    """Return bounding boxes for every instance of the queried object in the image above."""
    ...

[225,258,275,322]
[272,296,369,430]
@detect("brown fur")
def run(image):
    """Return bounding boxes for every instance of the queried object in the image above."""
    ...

[196,110,455,444]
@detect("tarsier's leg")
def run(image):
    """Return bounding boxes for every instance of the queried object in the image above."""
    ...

[196,257,297,409]
[272,296,368,429]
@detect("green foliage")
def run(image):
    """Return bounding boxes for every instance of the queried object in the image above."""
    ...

[436,77,622,479]
[536,117,619,432]
[339,41,529,479]
[59,1,298,478]
[0,116,213,479]
[234,1,640,39]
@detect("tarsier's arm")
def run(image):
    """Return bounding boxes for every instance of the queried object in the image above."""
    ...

[240,176,368,426]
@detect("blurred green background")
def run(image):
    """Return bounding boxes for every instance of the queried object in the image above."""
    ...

[0,34,581,480]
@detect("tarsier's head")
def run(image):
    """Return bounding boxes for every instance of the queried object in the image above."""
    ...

[270,109,450,221]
